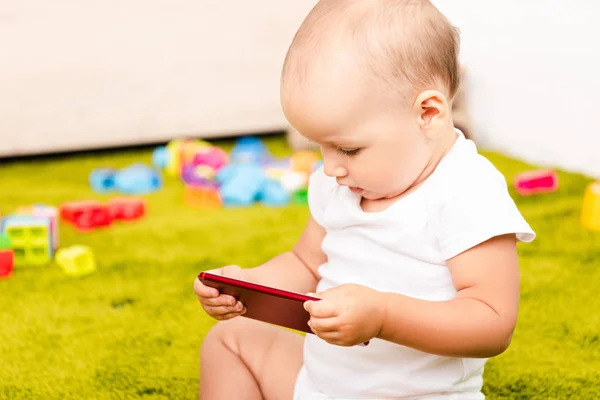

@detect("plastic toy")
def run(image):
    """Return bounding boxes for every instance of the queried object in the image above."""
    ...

[182,163,215,186]
[108,197,146,221]
[113,163,162,194]
[60,200,112,232]
[0,234,14,278]
[0,215,52,266]
[181,140,212,166]
[55,245,96,276]
[192,147,229,170]
[290,151,320,174]
[259,180,290,206]
[15,204,59,251]
[184,183,222,210]
[581,181,600,231]
[89,168,116,193]
[514,169,558,195]
[230,136,269,165]
[217,164,269,206]
[164,138,212,177]
[291,188,309,205]
[280,170,309,193]
[152,146,169,169]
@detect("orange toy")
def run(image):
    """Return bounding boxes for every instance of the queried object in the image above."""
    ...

[581,181,600,231]
[184,184,222,210]
[290,151,320,174]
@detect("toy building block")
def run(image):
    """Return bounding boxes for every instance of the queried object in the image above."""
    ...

[0,216,51,266]
[290,151,320,174]
[291,188,309,205]
[15,204,59,251]
[0,234,10,250]
[514,169,558,195]
[152,146,169,169]
[0,234,14,278]
[108,197,146,221]
[581,181,600,231]
[184,184,222,210]
[89,168,116,193]
[60,200,112,232]
[55,245,96,276]
[114,163,162,195]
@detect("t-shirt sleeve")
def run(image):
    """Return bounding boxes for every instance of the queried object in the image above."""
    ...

[433,161,535,260]
[307,166,337,227]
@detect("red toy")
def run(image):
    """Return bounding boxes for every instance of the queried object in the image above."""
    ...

[0,234,14,278]
[60,200,112,231]
[0,250,13,278]
[108,197,146,221]
[514,169,558,196]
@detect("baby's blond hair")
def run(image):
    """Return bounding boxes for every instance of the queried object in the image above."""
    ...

[282,0,460,102]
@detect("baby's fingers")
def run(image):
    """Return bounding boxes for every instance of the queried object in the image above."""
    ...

[204,302,246,318]
[194,278,219,298]
[201,294,238,308]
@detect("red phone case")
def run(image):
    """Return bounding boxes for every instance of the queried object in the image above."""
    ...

[198,272,320,334]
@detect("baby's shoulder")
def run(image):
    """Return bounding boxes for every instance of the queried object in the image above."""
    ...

[431,140,508,197]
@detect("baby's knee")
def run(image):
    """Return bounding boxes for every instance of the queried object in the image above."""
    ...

[202,318,248,355]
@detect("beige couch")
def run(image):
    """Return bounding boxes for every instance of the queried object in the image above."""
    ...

[0,0,317,157]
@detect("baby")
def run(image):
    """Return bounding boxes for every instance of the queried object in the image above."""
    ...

[194,0,535,399]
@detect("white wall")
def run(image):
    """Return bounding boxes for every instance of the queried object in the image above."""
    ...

[435,0,600,178]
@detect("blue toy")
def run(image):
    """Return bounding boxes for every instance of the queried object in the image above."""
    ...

[89,168,116,193]
[113,163,162,194]
[259,180,290,206]
[216,164,268,206]
[230,136,270,165]
[152,146,169,169]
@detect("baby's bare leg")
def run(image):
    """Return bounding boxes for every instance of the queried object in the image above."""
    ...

[200,317,304,400]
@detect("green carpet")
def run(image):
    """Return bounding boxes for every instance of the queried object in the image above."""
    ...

[0,135,599,399]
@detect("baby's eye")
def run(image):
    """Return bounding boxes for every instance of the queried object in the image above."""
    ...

[337,148,361,156]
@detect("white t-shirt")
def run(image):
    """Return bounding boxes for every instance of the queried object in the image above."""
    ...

[294,132,535,400]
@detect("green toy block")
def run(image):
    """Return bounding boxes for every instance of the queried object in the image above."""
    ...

[55,245,96,277]
[291,188,308,205]
[0,234,10,250]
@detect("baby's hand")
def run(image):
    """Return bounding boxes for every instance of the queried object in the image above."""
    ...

[304,284,385,346]
[194,265,247,320]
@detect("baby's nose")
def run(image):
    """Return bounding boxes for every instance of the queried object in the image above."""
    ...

[324,165,348,178]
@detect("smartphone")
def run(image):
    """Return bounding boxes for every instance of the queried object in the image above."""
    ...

[198,272,320,334]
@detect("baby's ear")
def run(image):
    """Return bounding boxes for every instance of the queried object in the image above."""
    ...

[414,90,449,138]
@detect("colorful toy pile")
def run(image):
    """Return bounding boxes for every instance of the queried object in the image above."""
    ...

[0,197,146,279]
[152,136,321,209]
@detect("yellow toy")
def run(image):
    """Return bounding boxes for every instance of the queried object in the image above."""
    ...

[581,181,600,231]
[55,245,96,276]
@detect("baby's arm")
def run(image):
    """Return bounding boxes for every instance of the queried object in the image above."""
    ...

[377,234,519,358]
[244,215,327,294]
